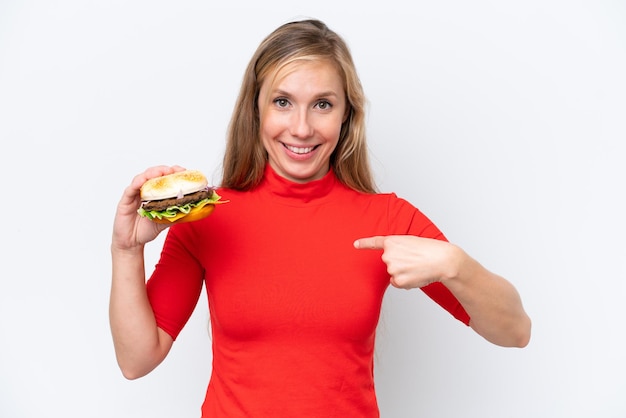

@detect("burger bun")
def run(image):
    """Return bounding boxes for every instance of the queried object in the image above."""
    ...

[140,170,208,200]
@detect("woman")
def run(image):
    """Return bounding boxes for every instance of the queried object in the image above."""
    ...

[110,18,531,417]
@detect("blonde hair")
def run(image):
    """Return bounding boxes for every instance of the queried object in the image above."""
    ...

[221,19,376,193]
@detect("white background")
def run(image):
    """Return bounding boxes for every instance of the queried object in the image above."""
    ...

[1,1,625,417]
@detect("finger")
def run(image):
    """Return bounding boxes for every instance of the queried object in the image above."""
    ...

[353,236,386,250]
[119,165,187,208]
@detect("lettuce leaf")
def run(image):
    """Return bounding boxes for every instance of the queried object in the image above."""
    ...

[138,190,224,220]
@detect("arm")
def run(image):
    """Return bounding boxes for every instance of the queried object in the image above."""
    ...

[109,165,185,379]
[439,244,531,347]
[354,236,531,347]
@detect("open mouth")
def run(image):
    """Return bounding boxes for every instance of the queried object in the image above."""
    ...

[283,143,320,155]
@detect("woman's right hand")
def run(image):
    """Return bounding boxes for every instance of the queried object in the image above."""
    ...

[112,165,186,252]
[110,165,184,379]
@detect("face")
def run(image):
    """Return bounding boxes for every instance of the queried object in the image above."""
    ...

[258,60,347,183]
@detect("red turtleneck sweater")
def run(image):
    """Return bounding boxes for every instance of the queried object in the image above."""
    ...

[146,165,469,417]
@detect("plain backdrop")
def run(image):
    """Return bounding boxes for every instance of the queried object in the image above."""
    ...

[1,1,625,417]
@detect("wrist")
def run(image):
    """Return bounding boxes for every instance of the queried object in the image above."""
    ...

[111,243,145,259]
[440,244,470,285]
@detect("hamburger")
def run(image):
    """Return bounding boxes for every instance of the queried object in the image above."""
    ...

[138,169,225,224]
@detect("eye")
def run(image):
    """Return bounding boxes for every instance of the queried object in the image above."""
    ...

[274,97,290,108]
[316,100,333,110]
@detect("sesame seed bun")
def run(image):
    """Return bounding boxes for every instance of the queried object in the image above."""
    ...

[140,170,208,200]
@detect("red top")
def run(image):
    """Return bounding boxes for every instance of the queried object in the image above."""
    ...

[147,165,469,417]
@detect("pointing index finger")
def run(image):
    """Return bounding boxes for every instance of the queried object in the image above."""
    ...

[353,236,386,250]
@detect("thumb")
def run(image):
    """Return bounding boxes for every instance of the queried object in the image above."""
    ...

[353,236,386,250]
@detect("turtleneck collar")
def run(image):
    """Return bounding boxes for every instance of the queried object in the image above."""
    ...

[259,164,338,204]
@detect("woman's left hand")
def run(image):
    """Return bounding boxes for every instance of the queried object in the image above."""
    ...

[354,235,463,289]
[355,234,532,347]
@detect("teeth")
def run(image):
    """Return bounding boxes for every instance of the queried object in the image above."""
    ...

[285,144,314,154]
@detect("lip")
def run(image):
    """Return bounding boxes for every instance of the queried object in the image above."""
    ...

[281,142,320,160]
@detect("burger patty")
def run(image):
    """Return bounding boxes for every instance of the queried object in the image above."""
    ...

[141,189,214,212]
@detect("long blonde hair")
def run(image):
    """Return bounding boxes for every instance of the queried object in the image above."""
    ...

[221,19,376,193]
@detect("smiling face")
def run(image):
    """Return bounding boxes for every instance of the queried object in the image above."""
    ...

[257,60,347,183]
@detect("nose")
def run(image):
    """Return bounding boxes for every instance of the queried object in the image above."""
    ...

[289,108,314,139]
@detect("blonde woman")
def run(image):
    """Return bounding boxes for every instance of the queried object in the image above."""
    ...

[110,18,531,417]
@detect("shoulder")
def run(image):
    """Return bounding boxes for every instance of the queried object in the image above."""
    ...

[359,190,445,239]
[348,187,418,212]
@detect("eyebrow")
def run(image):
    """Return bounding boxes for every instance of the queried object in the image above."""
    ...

[273,89,340,99]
